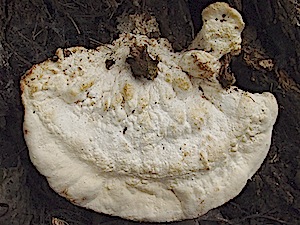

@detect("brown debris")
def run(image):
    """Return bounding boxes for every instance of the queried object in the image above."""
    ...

[126,44,159,80]
[217,53,236,88]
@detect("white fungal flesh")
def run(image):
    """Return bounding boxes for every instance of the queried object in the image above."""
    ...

[189,2,245,59]
[21,2,278,222]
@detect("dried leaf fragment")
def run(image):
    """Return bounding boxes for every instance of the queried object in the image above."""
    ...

[126,44,159,80]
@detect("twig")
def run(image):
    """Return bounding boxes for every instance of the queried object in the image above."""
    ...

[52,217,69,225]
[107,0,124,19]
[32,22,44,41]
[4,43,32,67]
[73,0,88,9]
[236,212,292,225]
[89,37,104,46]
[66,13,81,35]
[15,28,46,53]
[199,217,234,225]
[57,2,77,10]
[1,146,28,165]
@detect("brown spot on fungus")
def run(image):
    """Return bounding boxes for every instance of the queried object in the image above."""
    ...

[63,49,72,57]
[105,59,115,70]
[126,44,159,80]
[217,53,235,88]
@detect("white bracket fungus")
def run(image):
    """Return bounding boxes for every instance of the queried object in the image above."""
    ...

[189,2,245,59]
[21,2,278,222]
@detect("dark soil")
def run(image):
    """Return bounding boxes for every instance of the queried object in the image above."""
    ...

[0,0,299,224]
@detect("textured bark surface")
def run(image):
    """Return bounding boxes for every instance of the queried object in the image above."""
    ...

[0,0,299,224]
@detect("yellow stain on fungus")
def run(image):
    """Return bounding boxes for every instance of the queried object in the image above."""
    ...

[122,83,134,101]
[80,81,94,91]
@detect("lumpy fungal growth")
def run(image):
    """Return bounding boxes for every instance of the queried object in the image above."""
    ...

[21,2,278,222]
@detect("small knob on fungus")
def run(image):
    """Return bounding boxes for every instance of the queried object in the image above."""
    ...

[179,50,221,79]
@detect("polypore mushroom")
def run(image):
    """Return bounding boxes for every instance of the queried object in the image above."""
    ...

[20,2,278,222]
[189,2,245,58]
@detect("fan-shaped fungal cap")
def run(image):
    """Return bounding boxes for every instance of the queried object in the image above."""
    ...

[21,2,278,222]
[189,2,245,59]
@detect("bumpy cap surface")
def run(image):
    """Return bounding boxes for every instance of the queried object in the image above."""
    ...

[21,2,278,222]
[189,2,245,59]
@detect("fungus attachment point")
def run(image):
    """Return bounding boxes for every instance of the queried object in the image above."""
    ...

[189,2,245,59]
[21,2,278,222]
[126,44,159,80]
[218,53,236,88]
